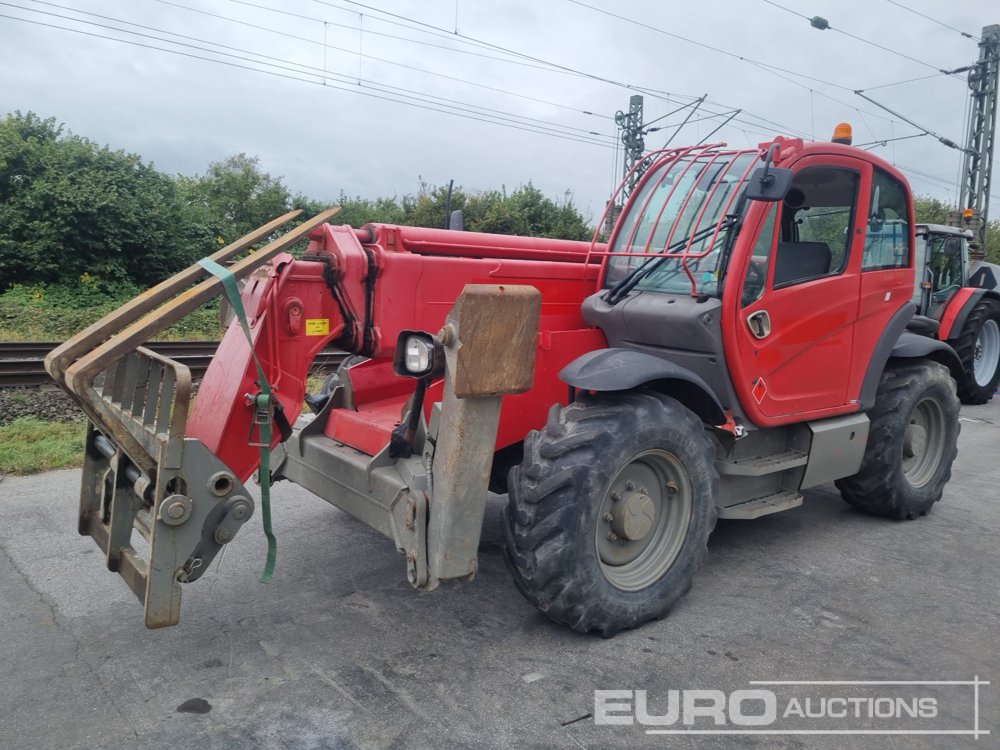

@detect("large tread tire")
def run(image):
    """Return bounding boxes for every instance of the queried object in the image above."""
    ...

[503,391,718,636]
[835,362,959,520]
[952,298,1000,405]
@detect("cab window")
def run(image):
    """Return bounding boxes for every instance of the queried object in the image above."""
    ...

[741,203,778,307]
[773,167,859,288]
[863,168,911,270]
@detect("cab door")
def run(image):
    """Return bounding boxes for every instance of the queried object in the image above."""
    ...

[728,156,871,424]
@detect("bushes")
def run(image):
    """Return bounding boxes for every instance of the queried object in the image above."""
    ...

[0,279,221,340]
[0,110,596,342]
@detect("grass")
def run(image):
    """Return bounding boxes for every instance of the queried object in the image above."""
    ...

[0,417,86,475]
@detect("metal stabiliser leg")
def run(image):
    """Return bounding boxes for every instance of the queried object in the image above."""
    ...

[274,284,541,592]
[426,284,542,587]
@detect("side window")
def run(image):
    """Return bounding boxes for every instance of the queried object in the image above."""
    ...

[742,203,778,307]
[773,167,859,288]
[863,169,911,270]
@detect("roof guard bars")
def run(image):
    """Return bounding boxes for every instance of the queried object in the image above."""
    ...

[586,144,763,295]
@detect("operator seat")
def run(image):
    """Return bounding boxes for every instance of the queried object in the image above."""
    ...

[773,241,832,286]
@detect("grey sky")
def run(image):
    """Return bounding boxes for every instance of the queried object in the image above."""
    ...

[0,0,995,225]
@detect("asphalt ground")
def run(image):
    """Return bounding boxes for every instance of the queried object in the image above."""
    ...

[1,402,997,749]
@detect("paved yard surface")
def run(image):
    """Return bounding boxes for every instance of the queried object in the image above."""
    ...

[1,404,997,749]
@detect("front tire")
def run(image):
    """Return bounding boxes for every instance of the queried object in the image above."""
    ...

[836,362,959,519]
[503,391,718,636]
[953,298,1000,404]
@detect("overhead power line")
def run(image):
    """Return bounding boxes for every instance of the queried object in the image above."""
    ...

[568,0,855,91]
[853,90,969,152]
[224,0,581,79]
[564,0,907,128]
[215,0,822,149]
[856,133,930,149]
[142,0,611,125]
[303,0,876,138]
[0,9,613,149]
[16,1,613,142]
[882,0,979,41]
[760,0,963,74]
[860,72,954,92]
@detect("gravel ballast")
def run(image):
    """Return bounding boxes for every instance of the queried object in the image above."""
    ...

[0,387,83,425]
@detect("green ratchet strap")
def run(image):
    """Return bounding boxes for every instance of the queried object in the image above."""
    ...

[198,258,277,583]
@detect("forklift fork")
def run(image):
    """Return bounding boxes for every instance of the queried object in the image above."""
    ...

[45,208,340,627]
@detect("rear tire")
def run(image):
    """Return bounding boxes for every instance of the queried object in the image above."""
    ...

[952,298,1000,404]
[835,362,959,520]
[503,391,718,636]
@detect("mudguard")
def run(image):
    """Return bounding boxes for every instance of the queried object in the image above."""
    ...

[889,332,963,380]
[559,348,726,425]
[938,287,1000,341]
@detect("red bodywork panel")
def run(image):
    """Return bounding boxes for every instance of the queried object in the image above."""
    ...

[187,138,924,478]
[721,143,917,427]
[188,225,605,481]
[936,287,977,340]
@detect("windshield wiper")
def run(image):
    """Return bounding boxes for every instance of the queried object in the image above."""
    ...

[603,216,737,305]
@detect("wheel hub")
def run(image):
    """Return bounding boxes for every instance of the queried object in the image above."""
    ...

[900,397,946,488]
[613,491,655,541]
[903,421,926,461]
[595,449,693,591]
[973,318,1000,387]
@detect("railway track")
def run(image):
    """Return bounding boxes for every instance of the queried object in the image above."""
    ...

[0,341,346,387]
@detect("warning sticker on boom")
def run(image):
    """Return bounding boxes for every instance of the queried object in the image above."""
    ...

[305,318,330,336]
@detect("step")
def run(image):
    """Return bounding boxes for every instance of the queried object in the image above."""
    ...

[715,450,808,477]
[717,490,804,520]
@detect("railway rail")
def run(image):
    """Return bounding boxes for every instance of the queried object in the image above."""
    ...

[0,341,346,387]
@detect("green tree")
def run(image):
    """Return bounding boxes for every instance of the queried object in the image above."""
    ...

[0,111,197,288]
[179,153,291,244]
[296,191,407,228]
[398,180,591,239]
[913,194,999,262]
[912,195,951,225]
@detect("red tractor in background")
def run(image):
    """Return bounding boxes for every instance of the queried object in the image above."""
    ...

[910,223,1000,403]
[48,132,963,635]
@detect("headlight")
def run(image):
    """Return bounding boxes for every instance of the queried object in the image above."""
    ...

[393,330,442,378]
[404,336,432,374]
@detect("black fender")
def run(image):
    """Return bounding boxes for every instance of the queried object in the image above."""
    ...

[559,348,726,425]
[858,303,963,409]
[858,302,914,410]
[968,263,998,292]
[889,331,963,381]
[941,287,1000,341]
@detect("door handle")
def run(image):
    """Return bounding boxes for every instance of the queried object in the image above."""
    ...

[746,310,772,339]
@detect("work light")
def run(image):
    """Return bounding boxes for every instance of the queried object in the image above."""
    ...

[393,330,443,378]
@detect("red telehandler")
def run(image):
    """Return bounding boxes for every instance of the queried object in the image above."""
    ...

[48,131,963,635]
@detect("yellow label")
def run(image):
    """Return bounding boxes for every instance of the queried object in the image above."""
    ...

[305,318,330,336]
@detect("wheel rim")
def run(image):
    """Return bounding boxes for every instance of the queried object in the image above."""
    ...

[973,318,1000,387]
[595,449,693,592]
[901,397,946,488]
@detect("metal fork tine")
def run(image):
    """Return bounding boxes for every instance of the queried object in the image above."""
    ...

[102,361,118,398]
[130,356,152,416]
[143,361,163,427]
[111,355,132,404]
[119,354,140,408]
[156,368,176,435]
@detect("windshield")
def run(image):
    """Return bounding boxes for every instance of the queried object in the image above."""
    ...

[605,151,756,296]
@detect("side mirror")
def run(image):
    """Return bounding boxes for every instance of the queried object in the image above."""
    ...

[745,166,794,202]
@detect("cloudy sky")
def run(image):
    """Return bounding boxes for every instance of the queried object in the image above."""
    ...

[1,0,996,225]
